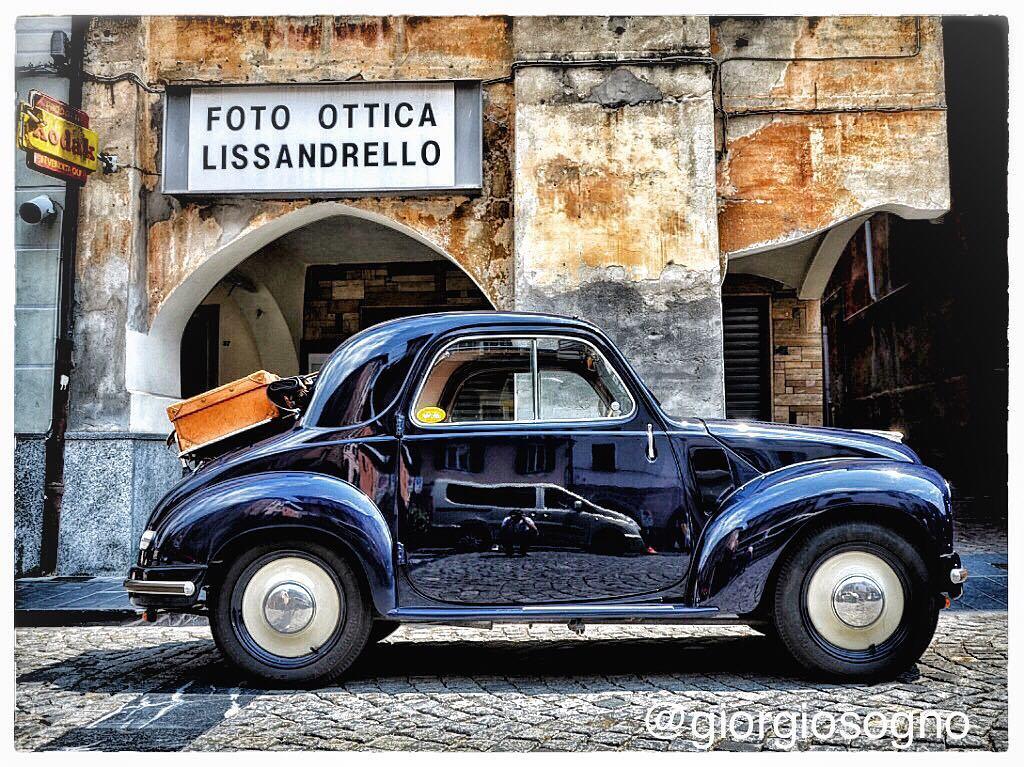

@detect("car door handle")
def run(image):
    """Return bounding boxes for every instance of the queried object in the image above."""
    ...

[646,423,657,462]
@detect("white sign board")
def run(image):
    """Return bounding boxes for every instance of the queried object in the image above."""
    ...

[183,82,458,194]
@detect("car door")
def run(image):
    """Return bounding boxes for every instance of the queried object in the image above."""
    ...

[397,330,692,605]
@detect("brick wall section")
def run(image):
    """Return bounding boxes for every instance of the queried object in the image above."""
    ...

[771,297,823,425]
[302,262,489,364]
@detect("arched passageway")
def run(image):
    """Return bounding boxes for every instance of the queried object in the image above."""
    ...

[719,205,946,427]
[128,204,495,430]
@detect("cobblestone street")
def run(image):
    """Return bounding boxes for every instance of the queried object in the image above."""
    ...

[15,611,1007,752]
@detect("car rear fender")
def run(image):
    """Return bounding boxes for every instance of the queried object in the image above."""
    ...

[146,471,395,615]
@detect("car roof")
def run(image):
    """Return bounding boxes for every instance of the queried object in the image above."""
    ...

[360,310,604,337]
[301,311,615,427]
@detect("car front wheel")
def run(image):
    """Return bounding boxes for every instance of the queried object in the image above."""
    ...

[772,521,940,681]
[210,541,371,685]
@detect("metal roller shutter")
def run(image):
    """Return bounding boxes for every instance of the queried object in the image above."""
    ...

[722,296,771,420]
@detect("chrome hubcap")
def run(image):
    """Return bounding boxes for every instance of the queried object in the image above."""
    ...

[240,556,342,658]
[262,581,316,634]
[806,550,904,651]
[831,575,885,628]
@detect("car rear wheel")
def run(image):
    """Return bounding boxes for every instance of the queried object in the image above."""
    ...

[772,521,939,681]
[210,541,371,685]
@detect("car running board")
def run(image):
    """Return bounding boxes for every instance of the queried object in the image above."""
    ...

[385,603,719,624]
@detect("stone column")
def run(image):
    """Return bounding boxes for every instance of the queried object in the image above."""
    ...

[59,17,179,574]
[512,16,725,418]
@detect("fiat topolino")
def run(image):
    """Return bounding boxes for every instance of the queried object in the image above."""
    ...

[126,312,967,684]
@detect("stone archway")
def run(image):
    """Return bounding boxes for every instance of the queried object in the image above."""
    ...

[724,202,948,301]
[127,202,498,432]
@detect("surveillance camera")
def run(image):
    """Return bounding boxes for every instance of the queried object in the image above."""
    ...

[19,195,57,224]
[50,31,70,69]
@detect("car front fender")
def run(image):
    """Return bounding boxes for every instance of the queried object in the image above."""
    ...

[688,458,953,614]
[145,470,395,615]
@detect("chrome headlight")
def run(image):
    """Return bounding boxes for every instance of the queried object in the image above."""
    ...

[139,530,156,551]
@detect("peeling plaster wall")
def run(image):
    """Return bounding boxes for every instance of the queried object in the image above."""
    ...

[513,16,725,418]
[714,16,950,262]
[140,15,514,324]
[72,20,150,431]
[68,15,516,573]
[73,15,515,433]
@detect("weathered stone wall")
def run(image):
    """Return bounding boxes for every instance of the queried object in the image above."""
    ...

[714,16,949,260]
[55,14,954,573]
[74,15,515,432]
[14,437,46,575]
[770,297,824,425]
[72,18,149,431]
[513,16,726,418]
[67,15,517,573]
[73,14,950,429]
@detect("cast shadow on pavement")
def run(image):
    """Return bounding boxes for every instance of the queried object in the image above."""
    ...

[18,629,923,697]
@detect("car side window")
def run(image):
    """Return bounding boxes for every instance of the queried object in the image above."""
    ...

[411,334,635,426]
[543,487,577,509]
[536,337,634,421]
[447,483,535,508]
[413,338,535,424]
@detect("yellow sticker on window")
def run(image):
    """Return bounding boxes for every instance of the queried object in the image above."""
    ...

[417,406,447,424]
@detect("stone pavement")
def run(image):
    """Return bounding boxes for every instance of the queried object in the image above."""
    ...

[15,612,1007,752]
[15,577,136,625]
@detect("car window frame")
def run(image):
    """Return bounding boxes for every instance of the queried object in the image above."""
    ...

[408,332,638,429]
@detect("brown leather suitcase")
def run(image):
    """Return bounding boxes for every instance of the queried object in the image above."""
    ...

[167,371,281,455]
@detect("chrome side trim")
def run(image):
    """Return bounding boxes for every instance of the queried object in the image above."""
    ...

[853,428,905,443]
[386,604,719,624]
[124,579,196,597]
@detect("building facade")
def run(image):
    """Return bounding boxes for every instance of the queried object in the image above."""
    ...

[14,16,74,574]
[14,15,960,575]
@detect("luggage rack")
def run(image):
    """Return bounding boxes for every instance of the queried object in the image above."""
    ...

[171,415,293,470]
[168,372,319,471]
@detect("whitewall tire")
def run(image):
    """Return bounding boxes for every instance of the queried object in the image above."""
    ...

[772,521,940,681]
[210,541,372,685]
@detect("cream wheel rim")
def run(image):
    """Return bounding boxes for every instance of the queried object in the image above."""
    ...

[805,550,904,651]
[240,556,342,658]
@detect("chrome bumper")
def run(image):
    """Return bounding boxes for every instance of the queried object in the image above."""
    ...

[123,578,196,597]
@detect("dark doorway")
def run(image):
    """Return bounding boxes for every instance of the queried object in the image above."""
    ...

[722,295,771,420]
[818,18,1007,520]
[180,304,220,398]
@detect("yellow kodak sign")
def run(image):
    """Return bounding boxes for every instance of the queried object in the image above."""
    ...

[18,102,99,174]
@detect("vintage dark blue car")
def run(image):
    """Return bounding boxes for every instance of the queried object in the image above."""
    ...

[125,312,967,684]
